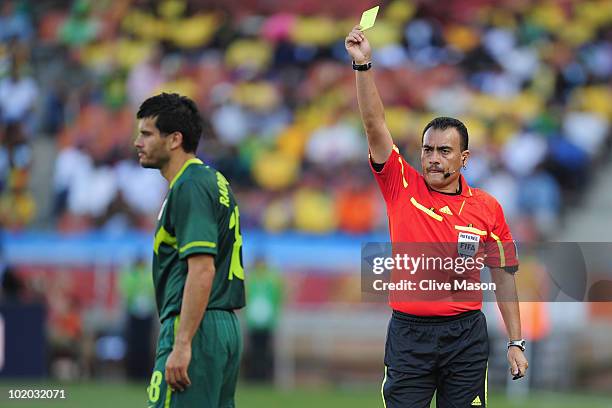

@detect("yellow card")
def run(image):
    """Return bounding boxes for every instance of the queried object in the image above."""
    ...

[359,6,379,31]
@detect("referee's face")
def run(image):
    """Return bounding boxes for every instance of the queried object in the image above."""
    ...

[421,127,467,191]
[135,117,171,169]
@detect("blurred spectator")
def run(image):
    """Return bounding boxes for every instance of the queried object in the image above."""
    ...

[48,276,83,379]
[64,158,117,219]
[0,1,33,43]
[0,264,25,302]
[58,0,100,47]
[0,122,35,229]
[126,45,165,108]
[335,173,378,234]
[0,168,35,229]
[518,170,561,236]
[305,119,366,167]
[114,159,166,218]
[118,257,155,380]
[1,121,31,167]
[53,145,91,216]
[39,79,68,135]
[245,257,283,381]
[0,61,38,126]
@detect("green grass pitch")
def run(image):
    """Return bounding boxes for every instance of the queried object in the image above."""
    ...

[0,382,610,407]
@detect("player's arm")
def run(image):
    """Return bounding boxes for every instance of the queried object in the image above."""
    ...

[490,267,529,379]
[345,25,393,164]
[166,254,215,391]
[166,181,219,391]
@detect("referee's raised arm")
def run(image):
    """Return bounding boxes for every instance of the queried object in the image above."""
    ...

[345,25,393,164]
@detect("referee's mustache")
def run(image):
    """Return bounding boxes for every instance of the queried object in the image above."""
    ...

[427,166,444,172]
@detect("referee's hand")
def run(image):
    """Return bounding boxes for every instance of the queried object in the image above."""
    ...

[507,347,528,379]
[345,25,372,65]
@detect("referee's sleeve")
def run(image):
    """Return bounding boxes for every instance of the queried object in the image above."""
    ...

[369,145,416,205]
[173,180,218,260]
[485,200,519,273]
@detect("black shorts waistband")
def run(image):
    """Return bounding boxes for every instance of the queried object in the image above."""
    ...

[392,309,481,324]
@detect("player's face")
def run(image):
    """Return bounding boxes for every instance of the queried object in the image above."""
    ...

[421,127,467,190]
[134,117,171,169]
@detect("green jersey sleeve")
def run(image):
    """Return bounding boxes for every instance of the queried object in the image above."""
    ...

[173,180,218,259]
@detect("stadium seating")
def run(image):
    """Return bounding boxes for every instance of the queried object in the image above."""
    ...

[1,0,610,240]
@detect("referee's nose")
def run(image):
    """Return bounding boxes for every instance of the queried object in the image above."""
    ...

[428,149,441,166]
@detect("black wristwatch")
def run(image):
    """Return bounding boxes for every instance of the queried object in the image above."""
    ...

[507,339,526,352]
[352,61,372,71]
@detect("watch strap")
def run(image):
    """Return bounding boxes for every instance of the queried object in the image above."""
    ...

[352,61,372,71]
[507,339,526,351]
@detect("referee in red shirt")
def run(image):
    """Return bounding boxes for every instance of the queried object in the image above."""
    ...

[346,26,529,407]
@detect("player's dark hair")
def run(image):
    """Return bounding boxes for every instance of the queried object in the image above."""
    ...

[422,117,469,151]
[137,93,203,153]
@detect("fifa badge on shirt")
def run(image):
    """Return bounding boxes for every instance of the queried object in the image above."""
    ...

[457,232,479,258]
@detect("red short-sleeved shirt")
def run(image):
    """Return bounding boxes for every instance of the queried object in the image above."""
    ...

[371,145,518,316]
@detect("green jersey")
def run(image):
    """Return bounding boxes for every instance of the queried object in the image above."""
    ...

[152,158,245,322]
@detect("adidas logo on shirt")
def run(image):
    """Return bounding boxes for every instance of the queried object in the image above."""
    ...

[439,205,453,215]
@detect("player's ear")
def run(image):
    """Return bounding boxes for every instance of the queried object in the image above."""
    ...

[169,131,183,151]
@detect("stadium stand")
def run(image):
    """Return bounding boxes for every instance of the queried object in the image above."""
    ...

[0,0,609,239]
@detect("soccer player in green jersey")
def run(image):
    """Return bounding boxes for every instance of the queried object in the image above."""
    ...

[134,93,245,408]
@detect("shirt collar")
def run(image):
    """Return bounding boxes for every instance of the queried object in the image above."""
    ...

[459,174,473,198]
[428,174,473,198]
[169,157,203,189]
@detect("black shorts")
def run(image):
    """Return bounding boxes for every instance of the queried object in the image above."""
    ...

[382,309,489,408]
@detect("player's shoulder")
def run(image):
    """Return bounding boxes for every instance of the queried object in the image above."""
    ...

[173,162,220,192]
[172,164,218,200]
[470,187,502,211]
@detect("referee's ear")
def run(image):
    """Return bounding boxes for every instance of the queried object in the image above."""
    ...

[461,149,470,169]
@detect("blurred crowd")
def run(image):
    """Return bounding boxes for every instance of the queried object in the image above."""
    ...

[0,0,610,239]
